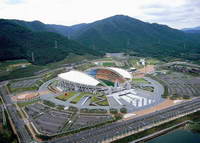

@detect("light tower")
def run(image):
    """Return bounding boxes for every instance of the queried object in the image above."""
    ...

[144,58,146,74]
[55,40,58,49]
[31,52,35,62]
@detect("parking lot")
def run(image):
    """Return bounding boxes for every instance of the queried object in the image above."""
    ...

[69,114,113,130]
[34,110,71,135]
[51,97,200,143]
[25,103,72,135]
[10,78,40,89]
[25,103,49,118]
[156,72,200,99]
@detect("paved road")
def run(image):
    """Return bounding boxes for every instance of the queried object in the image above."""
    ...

[144,77,165,104]
[0,86,33,143]
[50,97,200,143]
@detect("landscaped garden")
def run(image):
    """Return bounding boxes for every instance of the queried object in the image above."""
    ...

[90,94,109,106]
[70,93,91,104]
[55,92,78,101]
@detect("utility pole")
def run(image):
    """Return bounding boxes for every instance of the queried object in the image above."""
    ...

[158,39,161,45]
[144,58,146,74]
[127,39,130,48]
[31,52,35,63]
[67,32,71,39]
[2,106,6,126]
[92,44,96,50]
[55,40,58,49]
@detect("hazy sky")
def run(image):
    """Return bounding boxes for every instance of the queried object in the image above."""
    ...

[0,0,200,29]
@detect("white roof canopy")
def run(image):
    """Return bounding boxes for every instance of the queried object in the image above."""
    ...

[109,67,132,79]
[58,70,100,86]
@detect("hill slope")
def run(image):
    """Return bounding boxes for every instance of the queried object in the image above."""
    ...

[0,19,97,64]
[67,15,200,60]
[182,26,200,33]
[1,15,200,63]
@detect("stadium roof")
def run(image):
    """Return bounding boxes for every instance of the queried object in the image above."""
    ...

[58,70,100,86]
[108,67,132,79]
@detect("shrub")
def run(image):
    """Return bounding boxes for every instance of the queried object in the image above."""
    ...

[110,108,118,114]
[120,107,127,114]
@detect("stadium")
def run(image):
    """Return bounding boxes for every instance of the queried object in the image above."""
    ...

[56,67,133,94]
[38,66,164,113]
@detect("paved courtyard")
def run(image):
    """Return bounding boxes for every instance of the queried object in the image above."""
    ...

[39,77,165,113]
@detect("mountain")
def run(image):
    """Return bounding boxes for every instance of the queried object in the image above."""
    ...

[67,15,200,60]
[1,15,200,64]
[182,26,200,33]
[0,19,98,65]
[8,19,70,36]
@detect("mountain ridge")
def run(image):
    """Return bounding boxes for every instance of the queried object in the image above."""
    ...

[1,15,200,64]
[0,19,98,64]
[182,26,200,33]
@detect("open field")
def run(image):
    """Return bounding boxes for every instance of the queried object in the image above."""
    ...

[0,54,96,81]
[95,57,113,61]
[0,65,44,81]
[146,58,162,65]
[0,59,30,71]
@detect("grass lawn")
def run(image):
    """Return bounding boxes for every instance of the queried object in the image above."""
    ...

[101,79,114,86]
[96,100,109,106]
[146,58,161,65]
[91,96,99,103]
[132,78,149,84]
[43,100,55,107]
[0,54,96,81]
[55,92,78,101]
[91,95,109,106]
[17,99,40,108]
[0,65,44,82]
[103,62,116,67]
[9,86,38,93]
[0,59,30,70]
[97,57,113,61]
[70,93,91,104]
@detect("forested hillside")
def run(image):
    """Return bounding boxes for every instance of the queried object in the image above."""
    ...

[0,20,98,65]
[1,15,200,64]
